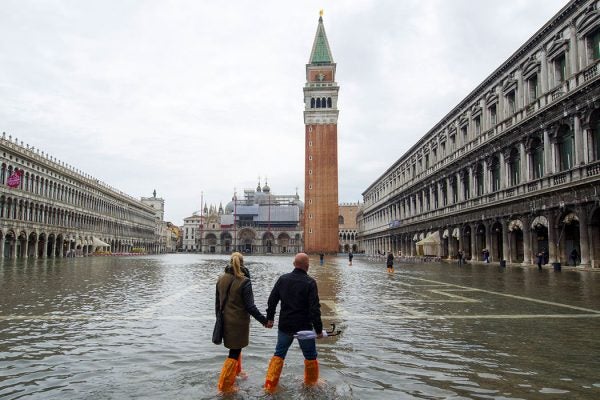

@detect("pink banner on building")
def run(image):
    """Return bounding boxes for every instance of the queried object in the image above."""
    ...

[6,170,23,188]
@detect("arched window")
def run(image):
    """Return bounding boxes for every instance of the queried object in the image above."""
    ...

[491,157,501,191]
[462,170,470,200]
[476,164,484,196]
[509,148,520,186]
[322,97,326,107]
[327,97,332,108]
[591,109,600,161]
[451,180,458,203]
[557,125,574,171]
[310,98,315,108]
[531,138,544,179]
[316,98,321,108]
[338,215,344,224]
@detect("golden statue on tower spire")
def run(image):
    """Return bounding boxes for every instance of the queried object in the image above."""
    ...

[319,9,323,17]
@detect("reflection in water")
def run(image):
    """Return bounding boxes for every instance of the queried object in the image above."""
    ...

[1,254,600,399]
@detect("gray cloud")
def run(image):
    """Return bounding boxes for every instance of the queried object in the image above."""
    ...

[0,0,568,223]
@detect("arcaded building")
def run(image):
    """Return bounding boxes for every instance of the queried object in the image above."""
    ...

[1,134,157,258]
[359,0,600,267]
[303,13,340,254]
[339,203,359,253]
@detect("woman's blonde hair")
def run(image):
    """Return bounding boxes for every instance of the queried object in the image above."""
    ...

[230,252,245,278]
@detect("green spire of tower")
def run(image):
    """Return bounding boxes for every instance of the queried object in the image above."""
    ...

[309,12,334,64]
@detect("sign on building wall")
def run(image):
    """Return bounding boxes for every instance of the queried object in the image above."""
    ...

[6,169,23,188]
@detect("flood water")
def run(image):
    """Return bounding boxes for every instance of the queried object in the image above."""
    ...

[1,254,600,399]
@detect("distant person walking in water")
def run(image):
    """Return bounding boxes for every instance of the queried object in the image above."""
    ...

[348,251,353,266]
[570,248,579,266]
[536,251,544,271]
[457,249,464,266]
[319,253,324,266]
[386,251,394,273]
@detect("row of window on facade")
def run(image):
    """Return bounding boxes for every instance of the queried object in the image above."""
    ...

[364,27,600,205]
[309,97,333,108]
[0,195,153,237]
[362,123,600,228]
[0,164,137,220]
[339,232,356,241]
[367,108,600,206]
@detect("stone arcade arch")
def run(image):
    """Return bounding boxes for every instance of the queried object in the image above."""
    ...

[4,230,16,258]
[490,222,504,262]
[221,232,232,253]
[262,232,275,253]
[556,211,581,265]
[463,225,472,260]
[205,233,218,253]
[277,233,290,254]
[508,219,524,263]
[531,216,549,263]
[239,228,256,254]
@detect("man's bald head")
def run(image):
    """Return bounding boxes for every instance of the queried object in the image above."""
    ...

[293,252,310,271]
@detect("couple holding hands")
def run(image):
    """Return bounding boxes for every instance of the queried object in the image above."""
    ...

[215,252,323,393]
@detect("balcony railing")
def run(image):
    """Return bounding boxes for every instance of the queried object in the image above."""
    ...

[583,63,598,82]
[360,161,595,238]
[587,160,600,177]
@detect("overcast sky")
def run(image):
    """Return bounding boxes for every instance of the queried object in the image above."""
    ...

[1,0,568,224]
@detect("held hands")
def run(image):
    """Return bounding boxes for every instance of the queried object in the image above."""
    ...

[265,320,274,329]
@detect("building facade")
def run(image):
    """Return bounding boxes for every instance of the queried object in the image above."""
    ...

[1,133,158,258]
[339,203,359,253]
[181,182,304,254]
[141,191,178,253]
[359,0,600,267]
[304,13,340,254]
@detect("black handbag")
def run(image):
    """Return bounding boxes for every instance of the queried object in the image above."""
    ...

[212,278,235,345]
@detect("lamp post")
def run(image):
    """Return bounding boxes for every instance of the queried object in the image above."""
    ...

[233,188,237,252]
[199,191,203,253]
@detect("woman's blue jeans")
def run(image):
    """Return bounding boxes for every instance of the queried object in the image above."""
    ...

[274,330,317,360]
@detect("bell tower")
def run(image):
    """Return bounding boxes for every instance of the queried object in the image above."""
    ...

[303,11,339,254]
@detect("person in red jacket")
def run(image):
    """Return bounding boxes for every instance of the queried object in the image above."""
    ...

[263,253,323,393]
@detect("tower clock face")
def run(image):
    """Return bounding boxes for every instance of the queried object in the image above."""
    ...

[311,70,329,82]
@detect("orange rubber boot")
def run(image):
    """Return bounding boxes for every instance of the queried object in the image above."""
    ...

[217,358,238,393]
[264,356,284,393]
[304,359,319,385]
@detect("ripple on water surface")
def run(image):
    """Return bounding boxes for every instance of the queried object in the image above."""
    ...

[1,254,600,399]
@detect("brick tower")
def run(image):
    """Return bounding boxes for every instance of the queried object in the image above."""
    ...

[303,12,339,254]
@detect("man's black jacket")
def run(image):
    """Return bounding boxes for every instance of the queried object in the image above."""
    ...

[266,268,323,335]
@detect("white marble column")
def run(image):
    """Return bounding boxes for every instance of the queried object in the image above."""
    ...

[522,215,531,264]
[499,152,507,189]
[574,113,584,167]
[579,207,590,266]
[519,142,527,184]
[502,219,510,263]
[543,129,552,175]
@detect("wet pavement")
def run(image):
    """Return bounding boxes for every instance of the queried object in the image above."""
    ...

[1,254,599,399]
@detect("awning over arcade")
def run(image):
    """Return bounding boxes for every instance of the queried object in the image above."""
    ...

[508,220,523,231]
[92,237,110,250]
[416,231,440,256]
[531,215,548,229]
[452,227,460,239]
